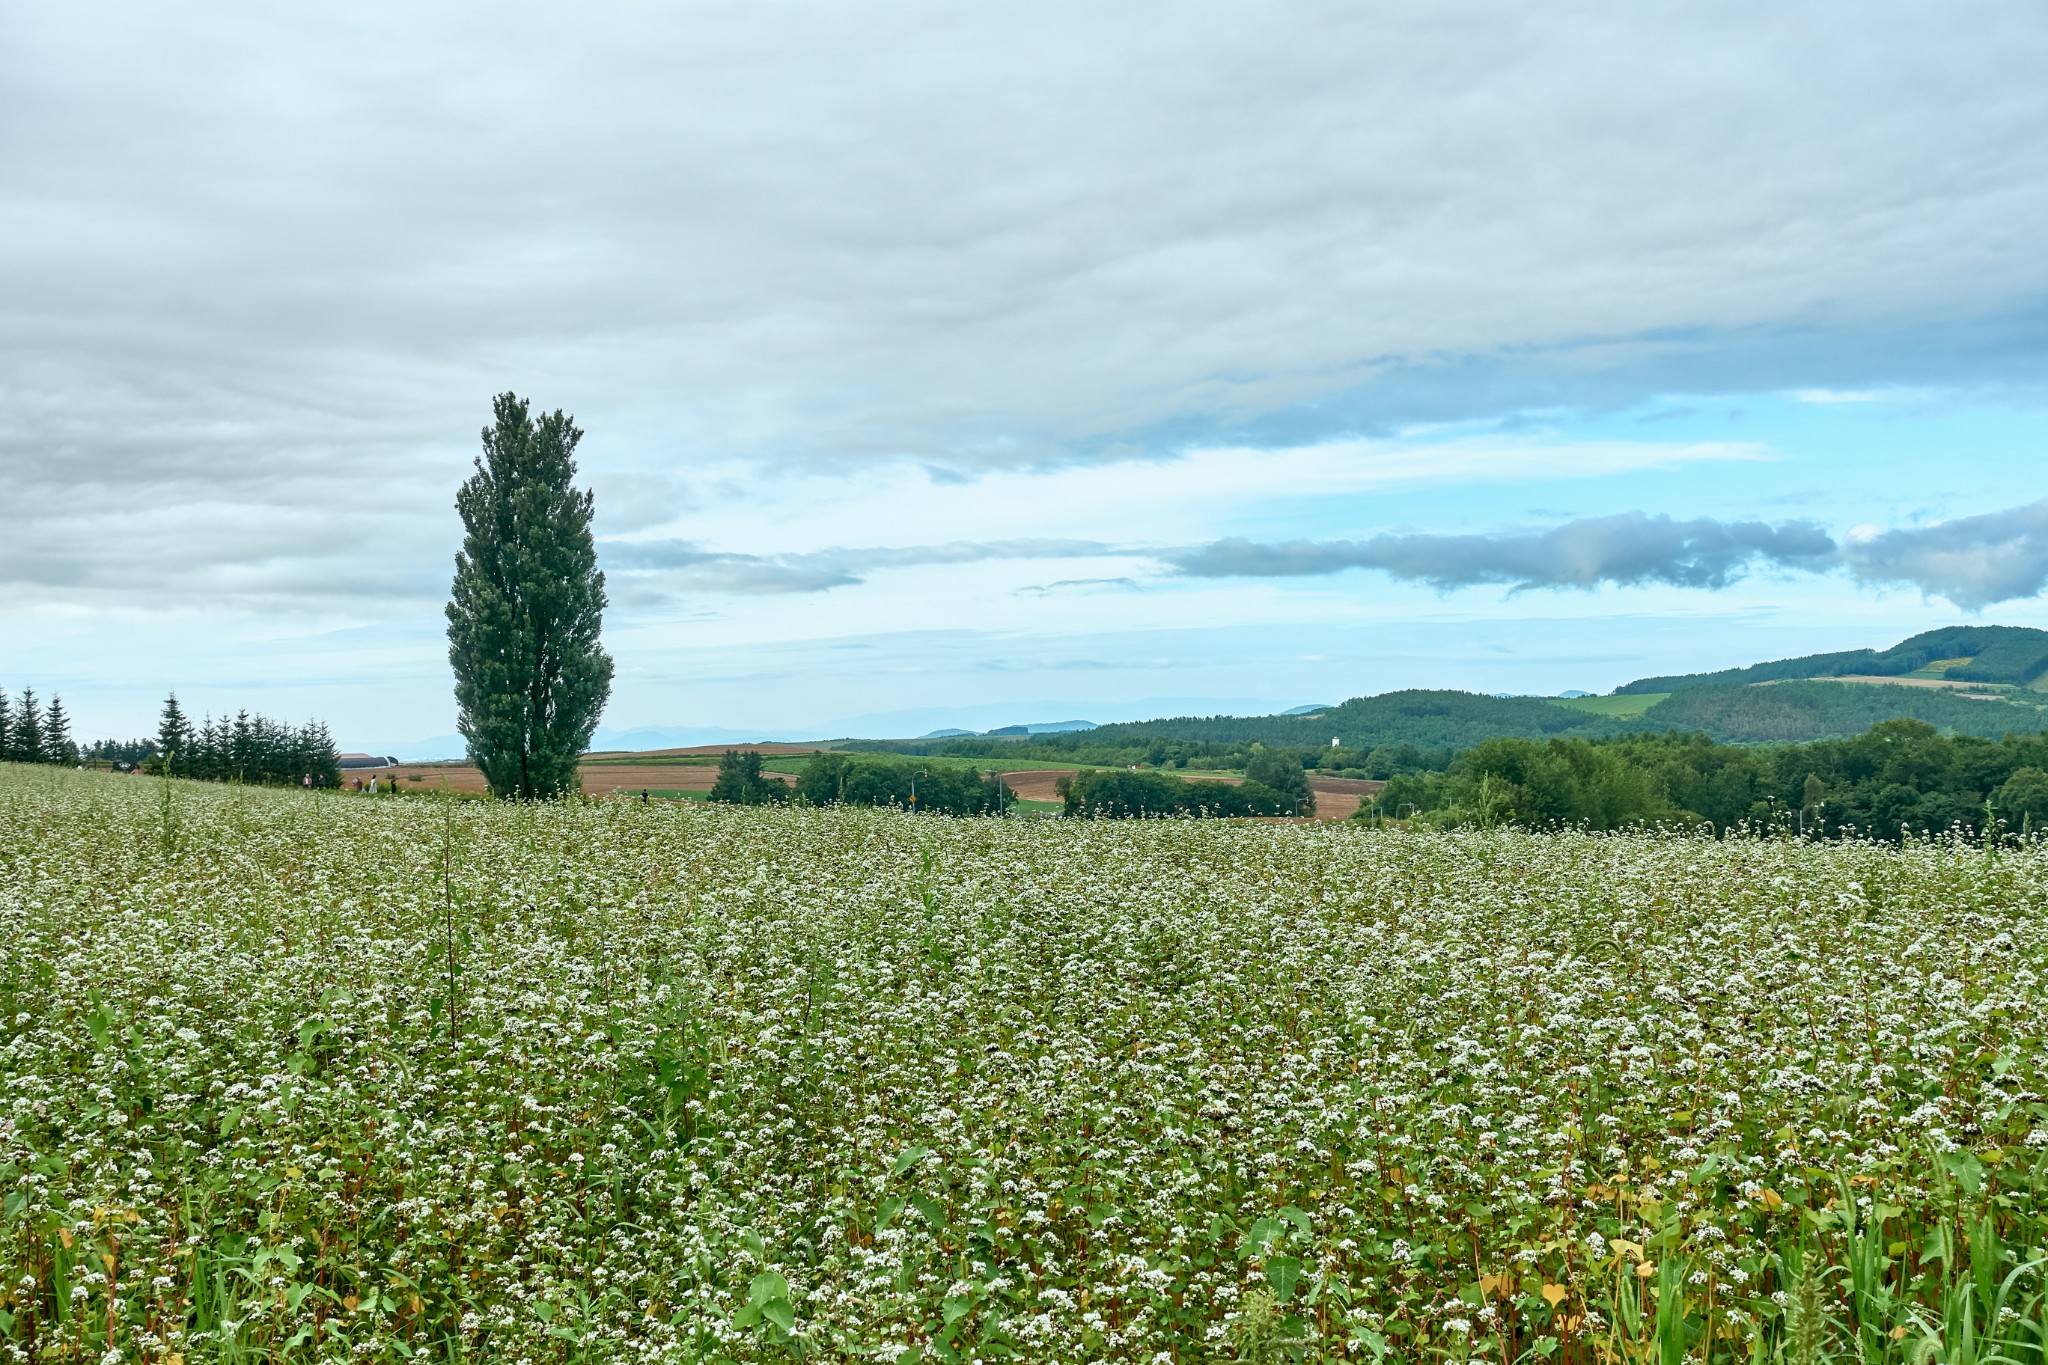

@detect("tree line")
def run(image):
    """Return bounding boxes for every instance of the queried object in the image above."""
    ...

[151,693,342,788]
[708,750,1017,815]
[704,748,1324,820]
[0,688,79,765]
[1370,720,2048,839]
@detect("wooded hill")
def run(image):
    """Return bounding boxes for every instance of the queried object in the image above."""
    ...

[1616,624,2048,693]
[885,627,2048,765]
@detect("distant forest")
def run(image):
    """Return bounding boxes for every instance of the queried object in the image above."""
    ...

[863,681,2048,777]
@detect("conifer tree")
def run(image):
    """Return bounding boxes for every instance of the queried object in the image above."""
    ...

[14,689,44,764]
[0,691,11,763]
[44,695,75,765]
[446,393,613,800]
[157,694,192,774]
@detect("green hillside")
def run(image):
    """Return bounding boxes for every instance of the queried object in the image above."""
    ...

[1550,692,1667,718]
[1063,689,1631,751]
[1616,625,2048,693]
[1639,679,2048,743]
[939,676,2048,763]
[894,627,2048,765]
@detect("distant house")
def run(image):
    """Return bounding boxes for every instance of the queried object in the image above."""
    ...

[337,753,399,770]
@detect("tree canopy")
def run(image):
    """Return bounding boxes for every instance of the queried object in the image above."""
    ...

[447,393,613,800]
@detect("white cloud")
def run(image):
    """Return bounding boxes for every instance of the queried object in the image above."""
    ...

[1792,389,1887,404]
[1843,500,2048,609]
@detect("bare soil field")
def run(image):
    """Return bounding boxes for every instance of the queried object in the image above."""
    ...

[1309,775,1385,820]
[988,769,1092,803]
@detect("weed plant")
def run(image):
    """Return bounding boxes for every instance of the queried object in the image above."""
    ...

[2,763,2047,1363]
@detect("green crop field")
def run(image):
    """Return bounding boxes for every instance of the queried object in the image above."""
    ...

[4,764,2048,1363]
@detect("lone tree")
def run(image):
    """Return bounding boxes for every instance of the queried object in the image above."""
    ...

[447,393,613,799]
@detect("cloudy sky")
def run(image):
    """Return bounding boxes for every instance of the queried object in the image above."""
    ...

[7,1,2048,748]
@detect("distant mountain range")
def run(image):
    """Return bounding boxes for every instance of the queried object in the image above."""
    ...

[922,719,1100,738]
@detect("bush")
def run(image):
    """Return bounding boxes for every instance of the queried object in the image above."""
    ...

[709,750,789,806]
[795,754,1011,815]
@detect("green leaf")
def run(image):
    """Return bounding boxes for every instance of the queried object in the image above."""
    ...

[1278,1205,1313,1236]
[891,1146,931,1178]
[762,1297,796,1333]
[533,1300,556,1322]
[876,1195,907,1230]
[85,1006,113,1050]
[748,1271,790,1307]
[1267,1255,1302,1304]
[911,1193,950,1234]
[1943,1150,1984,1195]
[1243,1217,1287,1256]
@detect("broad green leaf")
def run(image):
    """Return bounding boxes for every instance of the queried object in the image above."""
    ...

[748,1271,790,1307]
[911,1193,949,1234]
[1267,1255,1302,1303]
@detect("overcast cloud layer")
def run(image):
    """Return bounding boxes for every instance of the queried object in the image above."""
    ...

[5,2,2048,739]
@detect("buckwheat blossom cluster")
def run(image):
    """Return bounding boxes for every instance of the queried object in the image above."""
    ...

[1,765,2045,1362]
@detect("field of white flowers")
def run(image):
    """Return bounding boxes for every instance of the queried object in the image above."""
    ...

[2,764,2046,1365]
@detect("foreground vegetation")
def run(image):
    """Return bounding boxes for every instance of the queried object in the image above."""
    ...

[4,766,2048,1364]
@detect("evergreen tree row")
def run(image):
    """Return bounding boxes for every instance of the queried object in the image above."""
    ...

[0,688,79,765]
[152,693,342,788]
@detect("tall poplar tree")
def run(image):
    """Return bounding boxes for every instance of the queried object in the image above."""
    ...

[446,393,612,800]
